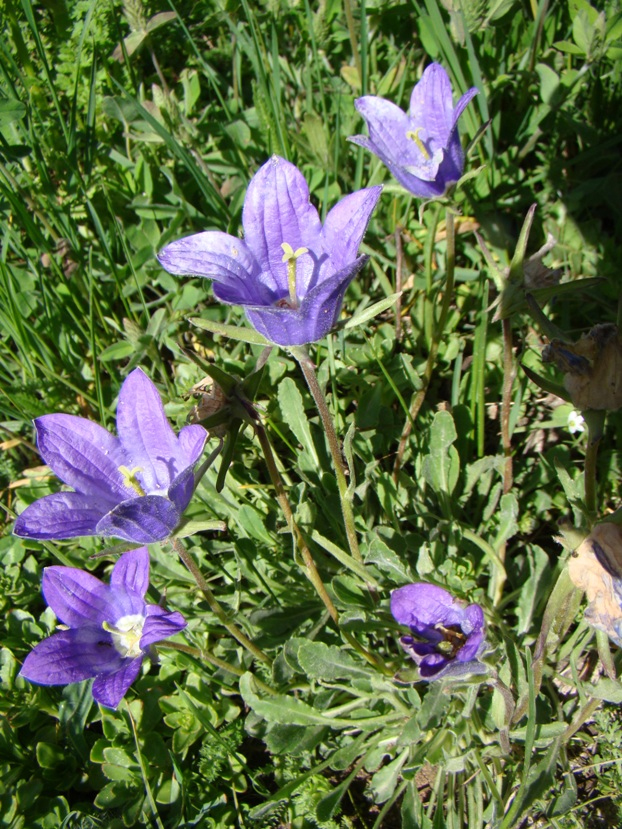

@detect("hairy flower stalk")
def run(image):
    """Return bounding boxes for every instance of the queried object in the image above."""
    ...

[253,418,339,623]
[290,346,363,565]
[158,156,381,346]
[169,537,271,666]
[393,208,456,481]
[19,548,187,708]
[13,368,207,544]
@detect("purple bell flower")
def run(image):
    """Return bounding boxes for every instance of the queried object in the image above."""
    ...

[19,547,187,708]
[349,63,478,198]
[13,368,207,544]
[157,155,382,347]
[391,583,487,680]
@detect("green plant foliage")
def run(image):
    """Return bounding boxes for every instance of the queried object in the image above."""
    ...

[2,0,622,826]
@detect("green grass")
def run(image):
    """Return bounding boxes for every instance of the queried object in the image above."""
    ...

[2,0,622,826]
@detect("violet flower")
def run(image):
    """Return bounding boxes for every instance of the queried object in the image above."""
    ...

[391,583,487,680]
[19,547,186,708]
[349,63,478,198]
[157,155,382,346]
[14,368,207,544]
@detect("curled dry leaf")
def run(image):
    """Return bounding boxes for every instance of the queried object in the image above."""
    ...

[568,522,622,646]
[543,323,622,411]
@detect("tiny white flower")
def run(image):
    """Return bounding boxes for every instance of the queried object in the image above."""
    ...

[567,410,585,434]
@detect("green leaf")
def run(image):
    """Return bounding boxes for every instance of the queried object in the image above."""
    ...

[101,747,139,782]
[586,677,622,704]
[343,293,402,330]
[0,99,27,127]
[520,363,570,401]
[278,377,319,465]
[240,673,362,729]
[493,493,519,551]
[146,11,178,32]
[35,742,66,769]
[553,39,585,55]
[311,530,380,586]
[94,781,141,810]
[297,641,371,681]
[371,749,410,803]
[364,534,414,584]
[175,519,227,538]
[188,316,270,345]
[316,759,365,821]
[535,63,560,106]
[422,410,460,495]
[98,341,136,362]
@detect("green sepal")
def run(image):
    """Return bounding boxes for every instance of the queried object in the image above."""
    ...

[182,348,268,491]
[216,420,243,492]
[507,203,537,286]
[520,363,570,401]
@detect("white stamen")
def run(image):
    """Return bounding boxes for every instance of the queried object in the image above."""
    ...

[103,613,146,658]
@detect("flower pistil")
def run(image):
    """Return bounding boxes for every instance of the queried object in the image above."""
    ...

[280,242,309,307]
[406,127,431,160]
[118,465,147,496]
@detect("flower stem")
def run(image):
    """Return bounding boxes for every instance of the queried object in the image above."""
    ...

[343,0,363,88]
[491,317,516,605]
[513,567,579,723]
[562,697,602,744]
[125,703,166,829]
[501,318,515,497]
[290,346,363,565]
[583,409,605,520]
[253,419,339,623]
[170,537,272,666]
[160,641,245,676]
[160,641,277,695]
[394,226,404,341]
[256,419,387,672]
[393,206,454,481]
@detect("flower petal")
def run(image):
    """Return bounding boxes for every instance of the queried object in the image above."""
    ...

[92,656,143,708]
[350,118,443,194]
[42,567,113,627]
[210,269,280,305]
[96,496,181,543]
[242,156,323,292]
[244,256,368,346]
[159,231,279,305]
[455,604,486,662]
[110,547,150,599]
[140,606,187,649]
[321,186,382,272]
[177,423,208,466]
[19,627,123,686]
[452,86,479,129]
[167,466,197,515]
[157,230,258,282]
[418,652,449,677]
[409,63,456,144]
[34,414,126,502]
[381,161,447,199]
[116,369,186,493]
[13,492,105,540]
[352,97,414,166]
[391,583,466,630]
